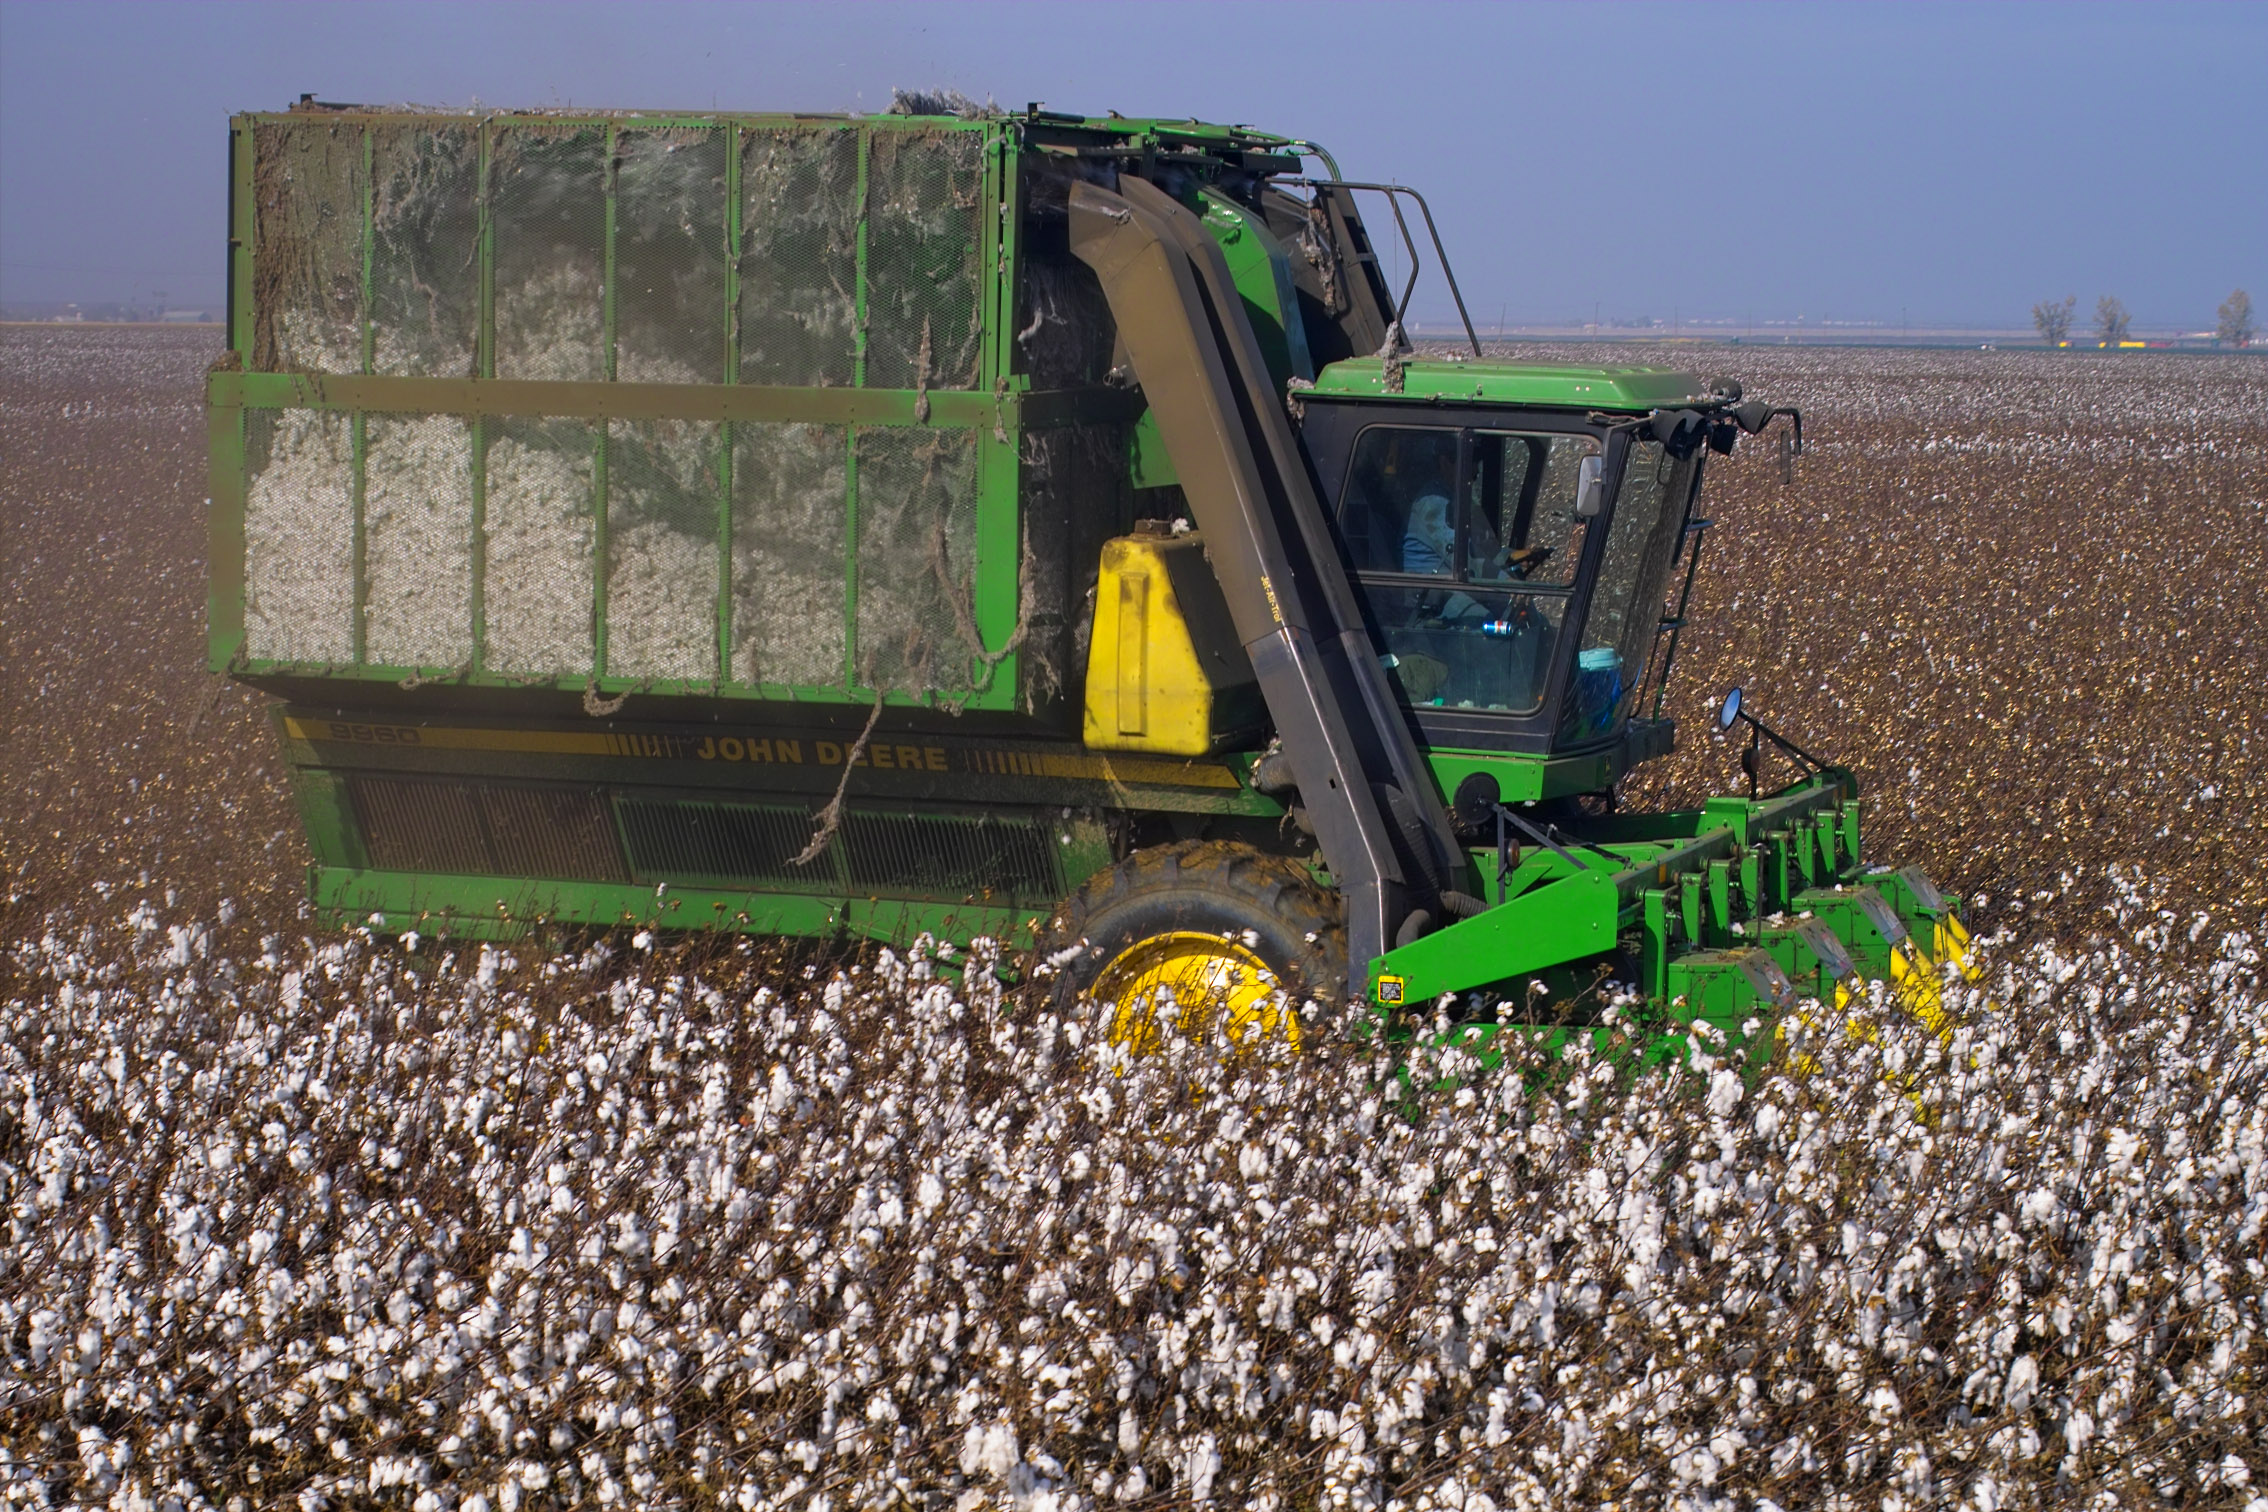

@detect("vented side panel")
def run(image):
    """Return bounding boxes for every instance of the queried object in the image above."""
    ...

[617,799,820,889]
[351,776,627,881]
[619,798,1062,904]
[841,810,1060,902]
[352,776,494,875]
[483,786,631,881]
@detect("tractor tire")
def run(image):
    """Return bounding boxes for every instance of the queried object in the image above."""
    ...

[1038,841,1346,1054]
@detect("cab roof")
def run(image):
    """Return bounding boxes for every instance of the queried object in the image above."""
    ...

[1311,358,1712,413]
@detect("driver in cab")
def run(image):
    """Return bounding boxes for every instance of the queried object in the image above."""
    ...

[1398,442,1553,618]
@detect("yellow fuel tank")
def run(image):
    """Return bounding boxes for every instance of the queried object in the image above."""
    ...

[1083,527,1263,756]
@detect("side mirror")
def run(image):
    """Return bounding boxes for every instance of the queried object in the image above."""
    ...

[1717,686,1743,731]
[1452,770,1501,835]
[1574,455,1605,517]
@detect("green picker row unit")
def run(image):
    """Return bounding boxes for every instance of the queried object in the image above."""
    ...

[210,100,1970,1052]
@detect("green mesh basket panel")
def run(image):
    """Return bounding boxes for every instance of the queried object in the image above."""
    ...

[484,417,597,674]
[252,120,366,374]
[855,426,980,696]
[731,423,848,687]
[491,124,607,382]
[243,408,355,662]
[615,129,728,386]
[738,129,860,388]
[364,414,475,668]
[606,418,722,681]
[864,130,986,392]
[369,124,479,378]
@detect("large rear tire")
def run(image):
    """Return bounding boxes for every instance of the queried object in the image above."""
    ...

[1039,841,1346,1054]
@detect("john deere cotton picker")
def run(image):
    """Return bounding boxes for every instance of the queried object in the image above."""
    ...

[208,101,1970,1061]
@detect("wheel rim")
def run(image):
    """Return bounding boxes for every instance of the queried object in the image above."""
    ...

[1092,931,1302,1055]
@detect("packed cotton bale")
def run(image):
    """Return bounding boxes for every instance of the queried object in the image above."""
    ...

[242,408,354,663]
[483,419,596,675]
[731,422,848,687]
[363,414,475,669]
[606,419,722,682]
[852,426,981,697]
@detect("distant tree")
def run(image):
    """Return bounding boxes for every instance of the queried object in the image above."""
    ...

[2032,295,2076,346]
[2096,295,2132,345]
[2218,289,2255,349]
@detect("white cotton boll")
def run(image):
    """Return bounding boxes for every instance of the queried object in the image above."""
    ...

[1670,1444,1719,1487]
[1182,1432,1222,1505]
[1705,1068,1743,1117]
[960,1421,1019,1481]
[2104,1126,2143,1178]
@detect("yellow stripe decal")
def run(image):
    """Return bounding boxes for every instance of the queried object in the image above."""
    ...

[282,717,1244,789]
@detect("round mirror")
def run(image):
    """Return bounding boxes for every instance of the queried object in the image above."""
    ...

[1717,687,1743,731]
[1452,770,1502,834]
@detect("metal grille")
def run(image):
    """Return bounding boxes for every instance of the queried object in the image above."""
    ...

[354,774,488,874]
[863,130,986,391]
[483,417,596,674]
[840,809,1060,902]
[737,128,859,388]
[615,128,728,385]
[363,414,475,668]
[854,426,980,697]
[606,418,721,681]
[618,797,1060,902]
[243,408,355,662]
[252,120,366,374]
[353,775,628,880]
[491,124,607,382]
[731,422,847,686]
[617,798,816,887]
[369,124,479,378]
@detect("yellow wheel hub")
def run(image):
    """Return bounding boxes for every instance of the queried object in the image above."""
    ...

[1092,931,1302,1055]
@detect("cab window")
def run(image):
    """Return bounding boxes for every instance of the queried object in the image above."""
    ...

[1336,425,1599,715]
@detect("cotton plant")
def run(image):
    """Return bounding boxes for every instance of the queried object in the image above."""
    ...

[4,891,2267,1512]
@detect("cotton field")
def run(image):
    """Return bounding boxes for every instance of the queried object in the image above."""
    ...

[5,884,2268,1510]
[7,325,2268,1505]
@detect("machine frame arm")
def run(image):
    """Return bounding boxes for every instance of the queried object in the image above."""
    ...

[1068,177,1462,969]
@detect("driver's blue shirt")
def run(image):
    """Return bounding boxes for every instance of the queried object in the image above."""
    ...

[1399,492,1455,574]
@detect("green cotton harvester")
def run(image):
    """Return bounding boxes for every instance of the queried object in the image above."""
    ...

[208,99,1972,1063]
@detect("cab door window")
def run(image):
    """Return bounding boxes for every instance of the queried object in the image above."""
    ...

[1336,425,1599,715]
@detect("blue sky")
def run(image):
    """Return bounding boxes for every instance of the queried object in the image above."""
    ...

[1,0,2261,327]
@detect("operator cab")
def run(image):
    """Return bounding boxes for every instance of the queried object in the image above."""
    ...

[1300,359,1712,761]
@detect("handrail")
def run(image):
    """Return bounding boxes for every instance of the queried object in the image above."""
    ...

[1283,178,1482,357]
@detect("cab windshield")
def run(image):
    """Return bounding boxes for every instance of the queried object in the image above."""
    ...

[1337,425,1598,716]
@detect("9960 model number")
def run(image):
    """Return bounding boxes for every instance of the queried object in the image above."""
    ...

[312,722,423,746]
